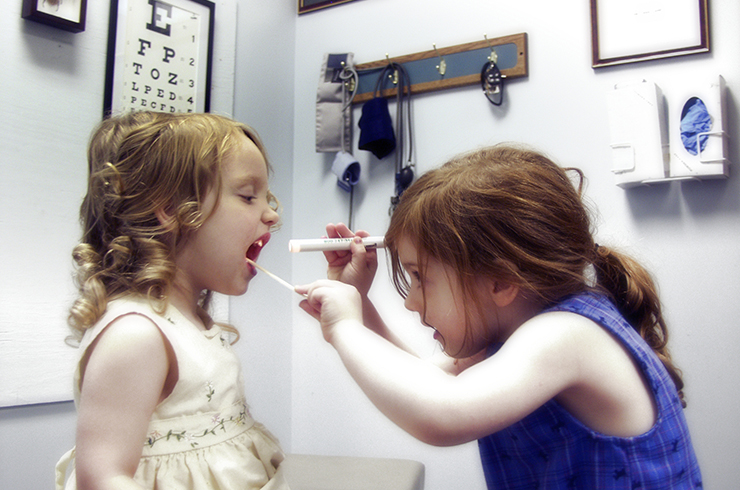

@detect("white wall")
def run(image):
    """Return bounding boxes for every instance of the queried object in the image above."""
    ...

[2,1,739,490]
[289,1,740,489]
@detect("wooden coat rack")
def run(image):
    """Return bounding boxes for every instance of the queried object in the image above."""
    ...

[351,33,528,104]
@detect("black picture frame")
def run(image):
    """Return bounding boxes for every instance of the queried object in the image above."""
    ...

[22,0,87,33]
[103,0,215,117]
[298,0,355,15]
[591,0,709,68]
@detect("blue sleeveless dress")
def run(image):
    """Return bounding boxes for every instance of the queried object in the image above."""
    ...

[478,293,702,489]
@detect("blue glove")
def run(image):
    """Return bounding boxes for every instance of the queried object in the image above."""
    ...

[680,97,712,156]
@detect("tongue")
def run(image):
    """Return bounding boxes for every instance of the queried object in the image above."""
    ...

[246,240,263,261]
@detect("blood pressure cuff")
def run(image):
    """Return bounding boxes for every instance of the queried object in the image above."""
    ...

[316,53,354,153]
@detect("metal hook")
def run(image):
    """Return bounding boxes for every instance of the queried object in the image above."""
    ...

[484,34,498,64]
[339,61,357,98]
[433,43,446,77]
[384,53,399,85]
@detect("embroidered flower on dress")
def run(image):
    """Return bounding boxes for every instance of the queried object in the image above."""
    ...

[144,403,250,449]
[205,381,215,402]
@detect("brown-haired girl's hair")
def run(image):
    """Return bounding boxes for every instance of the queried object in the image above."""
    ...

[384,144,684,404]
[69,111,278,340]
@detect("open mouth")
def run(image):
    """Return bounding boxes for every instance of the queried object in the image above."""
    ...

[246,233,271,264]
[425,323,442,342]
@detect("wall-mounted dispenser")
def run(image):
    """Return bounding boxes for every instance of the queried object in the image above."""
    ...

[668,75,729,180]
[606,76,730,188]
[606,80,670,188]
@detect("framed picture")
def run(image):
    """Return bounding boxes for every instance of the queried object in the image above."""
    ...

[298,0,355,15]
[590,0,709,68]
[103,0,215,116]
[22,0,87,32]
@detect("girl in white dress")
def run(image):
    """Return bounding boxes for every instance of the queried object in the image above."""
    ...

[56,112,289,490]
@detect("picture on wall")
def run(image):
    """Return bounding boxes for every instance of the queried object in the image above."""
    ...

[590,0,709,68]
[103,0,215,116]
[298,0,355,15]
[21,0,87,32]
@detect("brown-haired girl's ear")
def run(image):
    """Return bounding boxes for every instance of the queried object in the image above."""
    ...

[489,279,520,308]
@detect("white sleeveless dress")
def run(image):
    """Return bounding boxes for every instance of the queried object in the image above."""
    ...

[55,296,289,490]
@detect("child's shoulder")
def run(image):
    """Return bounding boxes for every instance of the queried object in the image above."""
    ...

[510,306,606,355]
[81,296,172,370]
[493,296,620,376]
[79,305,173,392]
[86,303,170,359]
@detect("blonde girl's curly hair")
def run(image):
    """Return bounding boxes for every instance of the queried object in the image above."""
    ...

[69,112,278,339]
[384,144,685,405]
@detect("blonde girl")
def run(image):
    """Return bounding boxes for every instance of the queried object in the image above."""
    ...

[56,112,288,490]
[298,144,702,489]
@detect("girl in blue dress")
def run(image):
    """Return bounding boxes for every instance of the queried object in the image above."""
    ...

[298,144,702,489]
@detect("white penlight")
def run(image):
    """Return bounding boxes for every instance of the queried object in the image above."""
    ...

[288,236,386,253]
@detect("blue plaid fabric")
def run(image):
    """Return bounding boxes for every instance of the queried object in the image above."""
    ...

[478,293,702,489]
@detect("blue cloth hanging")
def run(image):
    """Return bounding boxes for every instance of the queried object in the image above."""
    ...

[358,97,396,159]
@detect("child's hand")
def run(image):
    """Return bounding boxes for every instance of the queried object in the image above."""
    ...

[323,223,378,296]
[296,280,363,343]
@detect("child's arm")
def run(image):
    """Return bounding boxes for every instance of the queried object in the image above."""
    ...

[298,281,582,447]
[323,223,417,355]
[74,315,173,490]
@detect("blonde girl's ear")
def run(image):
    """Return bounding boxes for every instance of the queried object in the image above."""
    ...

[155,207,177,232]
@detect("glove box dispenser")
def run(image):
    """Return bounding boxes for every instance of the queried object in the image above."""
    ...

[607,80,670,188]
[606,77,730,188]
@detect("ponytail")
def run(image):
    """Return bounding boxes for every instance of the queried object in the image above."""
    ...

[593,245,685,406]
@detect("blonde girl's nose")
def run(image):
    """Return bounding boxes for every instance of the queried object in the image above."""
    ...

[263,204,280,226]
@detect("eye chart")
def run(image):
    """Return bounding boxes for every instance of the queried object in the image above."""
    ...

[105,0,214,115]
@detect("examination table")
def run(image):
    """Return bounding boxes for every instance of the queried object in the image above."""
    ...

[282,454,425,490]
